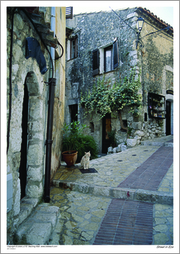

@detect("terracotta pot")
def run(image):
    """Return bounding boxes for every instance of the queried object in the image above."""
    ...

[62,150,78,167]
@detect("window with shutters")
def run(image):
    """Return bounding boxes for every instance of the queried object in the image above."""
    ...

[92,39,119,76]
[104,46,112,72]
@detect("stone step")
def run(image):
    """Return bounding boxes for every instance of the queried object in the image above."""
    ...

[52,180,173,206]
[14,204,60,245]
[141,135,173,147]
[141,140,173,147]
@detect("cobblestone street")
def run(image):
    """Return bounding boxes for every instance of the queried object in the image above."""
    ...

[49,136,174,246]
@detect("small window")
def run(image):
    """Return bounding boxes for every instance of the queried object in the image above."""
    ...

[93,39,119,75]
[70,37,78,59]
[121,120,127,132]
[104,40,119,73]
[69,104,78,122]
[67,37,78,60]
[104,46,112,72]
[90,122,94,132]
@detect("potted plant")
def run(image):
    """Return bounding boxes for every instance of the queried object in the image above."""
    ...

[62,121,86,167]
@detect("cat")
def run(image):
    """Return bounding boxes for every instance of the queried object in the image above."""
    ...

[80,151,91,169]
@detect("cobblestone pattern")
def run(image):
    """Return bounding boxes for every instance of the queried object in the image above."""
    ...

[153,204,173,245]
[49,140,173,245]
[158,164,173,193]
[54,145,160,188]
[118,146,173,191]
[49,189,173,245]
[93,199,153,245]
[49,188,111,245]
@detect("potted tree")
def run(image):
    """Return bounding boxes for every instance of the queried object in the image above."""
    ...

[62,121,85,167]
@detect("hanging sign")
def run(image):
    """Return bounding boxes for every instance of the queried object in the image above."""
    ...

[166,90,173,95]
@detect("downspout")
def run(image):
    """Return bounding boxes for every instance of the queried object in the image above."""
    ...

[44,7,56,202]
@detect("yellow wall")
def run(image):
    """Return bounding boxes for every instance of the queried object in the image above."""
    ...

[51,7,66,179]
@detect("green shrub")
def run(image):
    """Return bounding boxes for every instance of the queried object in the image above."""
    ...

[62,121,98,162]
[76,135,98,162]
[107,129,117,147]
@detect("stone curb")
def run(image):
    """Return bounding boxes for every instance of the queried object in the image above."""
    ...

[14,204,60,245]
[52,180,173,206]
[141,141,173,147]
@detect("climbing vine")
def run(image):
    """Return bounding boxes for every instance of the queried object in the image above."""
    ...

[81,69,142,119]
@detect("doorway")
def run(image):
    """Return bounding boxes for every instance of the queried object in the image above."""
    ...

[166,100,171,135]
[102,114,111,153]
[69,104,78,122]
[19,84,29,199]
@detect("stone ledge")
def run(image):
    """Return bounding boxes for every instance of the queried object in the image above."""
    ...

[52,180,173,206]
[14,203,60,245]
[15,198,39,228]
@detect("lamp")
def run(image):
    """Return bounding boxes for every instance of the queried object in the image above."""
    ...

[136,17,144,49]
[137,17,144,32]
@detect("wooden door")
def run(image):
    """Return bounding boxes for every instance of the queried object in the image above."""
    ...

[166,101,171,135]
[102,114,111,153]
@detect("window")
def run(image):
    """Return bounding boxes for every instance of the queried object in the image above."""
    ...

[90,122,94,132]
[66,7,73,19]
[67,37,78,60]
[69,104,78,122]
[104,46,112,72]
[92,39,119,76]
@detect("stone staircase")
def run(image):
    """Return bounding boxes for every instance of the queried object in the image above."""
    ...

[14,203,60,245]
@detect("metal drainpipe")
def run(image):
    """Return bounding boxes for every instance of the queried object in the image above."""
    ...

[44,7,56,202]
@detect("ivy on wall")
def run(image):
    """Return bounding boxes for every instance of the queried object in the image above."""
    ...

[80,69,142,119]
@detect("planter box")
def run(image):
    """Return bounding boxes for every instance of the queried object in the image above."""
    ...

[62,150,78,167]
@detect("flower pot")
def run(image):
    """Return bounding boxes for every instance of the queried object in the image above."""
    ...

[62,150,78,167]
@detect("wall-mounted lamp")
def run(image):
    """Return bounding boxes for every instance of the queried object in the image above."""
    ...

[136,17,144,49]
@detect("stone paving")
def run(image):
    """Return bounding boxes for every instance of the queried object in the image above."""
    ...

[49,135,174,245]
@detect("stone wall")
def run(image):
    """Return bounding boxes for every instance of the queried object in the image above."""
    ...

[6,7,66,243]
[65,8,139,152]
[137,11,173,137]
[65,8,173,153]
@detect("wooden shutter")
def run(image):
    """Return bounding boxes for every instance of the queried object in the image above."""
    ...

[75,37,78,58]
[66,7,73,19]
[113,39,119,69]
[93,49,99,76]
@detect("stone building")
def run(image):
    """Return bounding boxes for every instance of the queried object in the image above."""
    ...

[6,7,66,243]
[65,7,173,153]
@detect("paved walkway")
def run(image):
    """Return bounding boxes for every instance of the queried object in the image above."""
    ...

[49,135,174,245]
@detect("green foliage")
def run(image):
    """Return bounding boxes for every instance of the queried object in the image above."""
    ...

[127,127,133,138]
[62,121,98,162]
[75,135,98,162]
[81,68,142,119]
[107,129,117,147]
[62,121,86,152]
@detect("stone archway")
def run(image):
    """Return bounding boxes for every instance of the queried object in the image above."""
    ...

[20,71,45,199]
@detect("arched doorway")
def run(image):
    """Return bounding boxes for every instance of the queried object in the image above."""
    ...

[19,71,45,199]
[19,83,29,199]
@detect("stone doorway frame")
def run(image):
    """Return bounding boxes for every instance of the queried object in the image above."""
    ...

[21,71,45,199]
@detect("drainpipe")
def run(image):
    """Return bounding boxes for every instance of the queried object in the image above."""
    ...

[44,7,56,202]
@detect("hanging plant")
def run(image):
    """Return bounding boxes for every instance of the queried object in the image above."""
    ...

[80,68,142,119]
